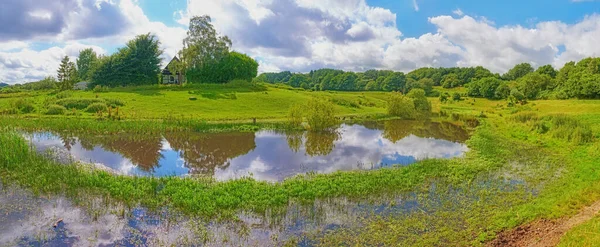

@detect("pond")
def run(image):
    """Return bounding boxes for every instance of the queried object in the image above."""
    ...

[25,120,470,181]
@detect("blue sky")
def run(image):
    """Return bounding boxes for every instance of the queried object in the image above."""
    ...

[1,0,600,84]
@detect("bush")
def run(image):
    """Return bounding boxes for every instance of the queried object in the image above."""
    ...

[55,91,72,99]
[104,98,125,107]
[510,112,539,123]
[93,85,109,93]
[407,88,432,115]
[85,102,108,113]
[11,99,35,113]
[56,98,104,110]
[288,104,304,128]
[439,93,450,103]
[332,97,360,108]
[452,92,462,101]
[305,98,338,131]
[45,105,67,115]
[387,93,415,119]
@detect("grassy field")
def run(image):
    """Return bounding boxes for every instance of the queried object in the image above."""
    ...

[1,83,600,245]
[0,83,390,122]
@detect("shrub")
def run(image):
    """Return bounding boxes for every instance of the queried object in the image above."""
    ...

[510,112,539,123]
[305,98,338,131]
[45,105,67,115]
[288,104,304,128]
[55,91,72,99]
[439,93,450,103]
[387,93,415,119]
[452,92,462,101]
[104,98,125,107]
[332,97,360,108]
[56,98,104,110]
[85,102,108,113]
[11,99,35,113]
[407,89,431,118]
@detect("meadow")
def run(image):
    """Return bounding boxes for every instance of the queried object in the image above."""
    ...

[1,83,600,246]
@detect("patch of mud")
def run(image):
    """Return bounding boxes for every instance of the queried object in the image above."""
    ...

[488,200,600,247]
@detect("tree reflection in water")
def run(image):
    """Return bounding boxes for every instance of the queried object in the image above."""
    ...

[59,133,164,171]
[164,132,256,176]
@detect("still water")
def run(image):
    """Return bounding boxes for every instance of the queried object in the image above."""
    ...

[26,120,469,181]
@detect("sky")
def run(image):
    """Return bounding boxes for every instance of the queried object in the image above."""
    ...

[1,0,599,84]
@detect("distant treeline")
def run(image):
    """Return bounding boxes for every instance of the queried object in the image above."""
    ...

[255,57,600,99]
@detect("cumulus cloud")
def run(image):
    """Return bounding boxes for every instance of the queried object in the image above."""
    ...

[0,43,105,84]
[3,0,600,84]
[0,0,186,84]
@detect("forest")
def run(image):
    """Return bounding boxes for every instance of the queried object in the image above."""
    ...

[255,59,600,100]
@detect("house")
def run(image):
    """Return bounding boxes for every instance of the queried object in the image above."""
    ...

[74,81,89,90]
[162,56,184,84]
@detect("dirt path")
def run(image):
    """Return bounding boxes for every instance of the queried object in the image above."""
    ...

[487,200,600,247]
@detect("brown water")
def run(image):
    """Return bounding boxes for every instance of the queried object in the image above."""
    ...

[26,120,469,181]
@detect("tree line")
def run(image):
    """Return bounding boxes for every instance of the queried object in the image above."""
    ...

[47,15,259,90]
[255,58,600,100]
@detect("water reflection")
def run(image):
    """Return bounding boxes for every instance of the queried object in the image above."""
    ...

[26,120,469,181]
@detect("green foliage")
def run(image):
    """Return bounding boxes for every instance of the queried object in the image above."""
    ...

[305,98,338,131]
[555,57,600,99]
[45,104,67,115]
[536,64,557,78]
[503,63,534,80]
[516,72,553,99]
[90,33,162,88]
[56,98,105,110]
[76,48,98,81]
[93,85,109,93]
[85,102,108,113]
[469,77,505,99]
[442,73,461,88]
[287,104,304,128]
[104,98,125,108]
[439,92,450,103]
[187,52,258,83]
[387,93,415,119]
[56,91,72,99]
[407,88,432,113]
[181,15,232,82]
[57,56,78,91]
[508,89,527,106]
[8,77,58,91]
[382,72,406,92]
[11,99,35,113]
[452,92,462,101]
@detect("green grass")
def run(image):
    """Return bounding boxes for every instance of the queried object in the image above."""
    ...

[559,215,600,247]
[0,83,389,121]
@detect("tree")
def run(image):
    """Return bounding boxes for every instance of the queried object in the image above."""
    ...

[441,73,460,88]
[57,56,77,91]
[536,64,557,78]
[198,51,258,83]
[387,93,415,119]
[76,48,98,81]
[407,88,432,114]
[90,33,163,87]
[504,63,534,80]
[516,72,552,99]
[181,15,232,83]
[382,72,406,92]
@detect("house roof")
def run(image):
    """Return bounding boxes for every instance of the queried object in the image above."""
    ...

[162,56,181,75]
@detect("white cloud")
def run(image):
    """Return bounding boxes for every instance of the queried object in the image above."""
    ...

[453,8,464,16]
[412,0,419,11]
[3,0,600,84]
[0,42,105,84]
